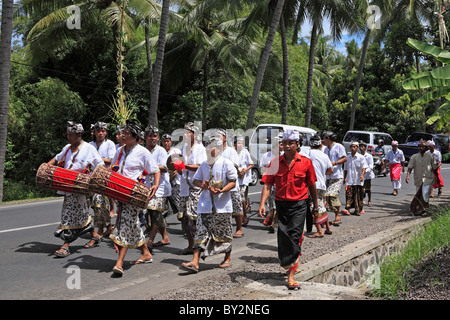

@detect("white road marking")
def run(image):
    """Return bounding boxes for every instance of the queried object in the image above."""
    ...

[0,222,60,234]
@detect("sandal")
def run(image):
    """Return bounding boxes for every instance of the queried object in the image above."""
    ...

[84,236,102,248]
[233,232,244,238]
[55,246,70,258]
[112,265,123,276]
[180,262,199,273]
[242,216,249,227]
[219,261,232,268]
[331,219,342,226]
[288,281,300,290]
[307,233,324,238]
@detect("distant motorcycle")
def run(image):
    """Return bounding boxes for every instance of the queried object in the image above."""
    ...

[372,151,389,177]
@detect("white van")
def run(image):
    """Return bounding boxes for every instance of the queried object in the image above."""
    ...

[342,130,393,154]
[248,124,317,180]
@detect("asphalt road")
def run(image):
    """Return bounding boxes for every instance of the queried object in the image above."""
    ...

[1,164,449,300]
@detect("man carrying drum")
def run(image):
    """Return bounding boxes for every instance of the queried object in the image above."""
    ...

[109,120,160,276]
[48,121,105,258]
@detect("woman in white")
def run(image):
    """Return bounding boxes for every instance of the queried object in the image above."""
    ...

[49,121,104,258]
[180,136,237,273]
[109,120,160,276]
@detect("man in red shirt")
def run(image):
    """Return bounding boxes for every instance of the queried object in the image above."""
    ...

[258,129,318,290]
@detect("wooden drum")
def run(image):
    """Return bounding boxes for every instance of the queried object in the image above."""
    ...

[89,165,152,209]
[36,163,90,195]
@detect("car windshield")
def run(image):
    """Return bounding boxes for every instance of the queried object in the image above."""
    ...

[407,133,433,142]
[374,134,392,145]
[344,132,370,143]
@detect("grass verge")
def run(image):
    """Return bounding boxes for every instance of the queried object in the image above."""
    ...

[371,207,450,299]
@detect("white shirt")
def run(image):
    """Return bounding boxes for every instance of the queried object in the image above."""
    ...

[55,142,104,173]
[221,146,240,191]
[112,144,159,181]
[193,156,237,214]
[180,142,207,197]
[324,142,347,180]
[362,152,375,180]
[237,148,254,186]
[384,149,405,164]
[426,149,442,163]
[309,149,332,191]
[90,139,116,163]
[344,153,368,186]
[146,145,171,197]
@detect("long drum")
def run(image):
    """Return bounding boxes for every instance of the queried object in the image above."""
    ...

[89,165,152,209]
[36,163,90,195]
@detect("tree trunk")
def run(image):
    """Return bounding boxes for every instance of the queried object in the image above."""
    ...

[280,14,289,124]
[246,0,285,130]
[349,28,371,131]
[145,17,153,108]
[149,0,170,127]
[304,21,318,128]
[0,0,14,202]
[202,52,209,126]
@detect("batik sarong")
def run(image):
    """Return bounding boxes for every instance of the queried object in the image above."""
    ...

[91,193,111,226]
[110,202,146,248]
[325,178,343,210]
[231,190,243,217]
[194,211,233,259]
[345,185,364,214]
[275,199,307,270]
[180,188,202,238]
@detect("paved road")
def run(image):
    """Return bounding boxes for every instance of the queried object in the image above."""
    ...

[1,164,449,300]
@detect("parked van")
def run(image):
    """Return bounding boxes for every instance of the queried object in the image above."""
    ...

[342,130,393,154]
[248,124,317,181]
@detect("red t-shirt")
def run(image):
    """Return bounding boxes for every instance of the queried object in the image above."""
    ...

[261,152,317,201]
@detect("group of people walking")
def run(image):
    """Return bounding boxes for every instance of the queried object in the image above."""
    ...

[45,120,444,289]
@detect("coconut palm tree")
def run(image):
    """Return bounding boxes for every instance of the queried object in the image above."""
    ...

[0,0,15,202]
[297,0,358,128]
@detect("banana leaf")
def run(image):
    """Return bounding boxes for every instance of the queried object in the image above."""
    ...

[406,38,450,65]
[426,100,450,129]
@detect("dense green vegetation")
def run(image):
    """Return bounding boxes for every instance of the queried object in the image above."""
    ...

[2,0,450,201]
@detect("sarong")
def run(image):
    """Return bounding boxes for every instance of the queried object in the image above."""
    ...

[389,163,402,181]
[345,185,364,214]
[410,184,426,214]
[194,211,233,260]
[110,202,146,248]
[325,178,343,209]
[231,190,243,217]
[91,193,111,226]
[312,190,328,227]
[275,199,307,270]
[180,188,201,238]
[55,193,93,243]
[433,167,445,189]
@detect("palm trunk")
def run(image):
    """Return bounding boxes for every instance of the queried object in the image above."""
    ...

[0,0,14,202]
[349,28,371,131]
[145,17,153,104]
[280,14,289,124]
[304,21,318,128]
[246,0,285,130]
[149,0,170,127]
[202,52,209,126]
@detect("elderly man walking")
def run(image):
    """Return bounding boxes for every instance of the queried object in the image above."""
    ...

[383,141,405,196]
[258,129,318,290]
[406,140,438,215]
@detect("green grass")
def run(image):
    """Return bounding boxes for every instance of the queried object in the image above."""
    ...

[371,207,450,299]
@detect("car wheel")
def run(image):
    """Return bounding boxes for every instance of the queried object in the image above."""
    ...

[249,168,259,186]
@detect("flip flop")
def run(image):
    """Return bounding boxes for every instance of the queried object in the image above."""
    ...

[307,233,324,238]
[331,219,342,226]
[180,262,199,273]
[131,258,153,265]
[233,232,244,238]
[112,266,123,275]
[288,281,300,290]
[340,209,351,216]
[153,241,171,247]
[219,261,232,268]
